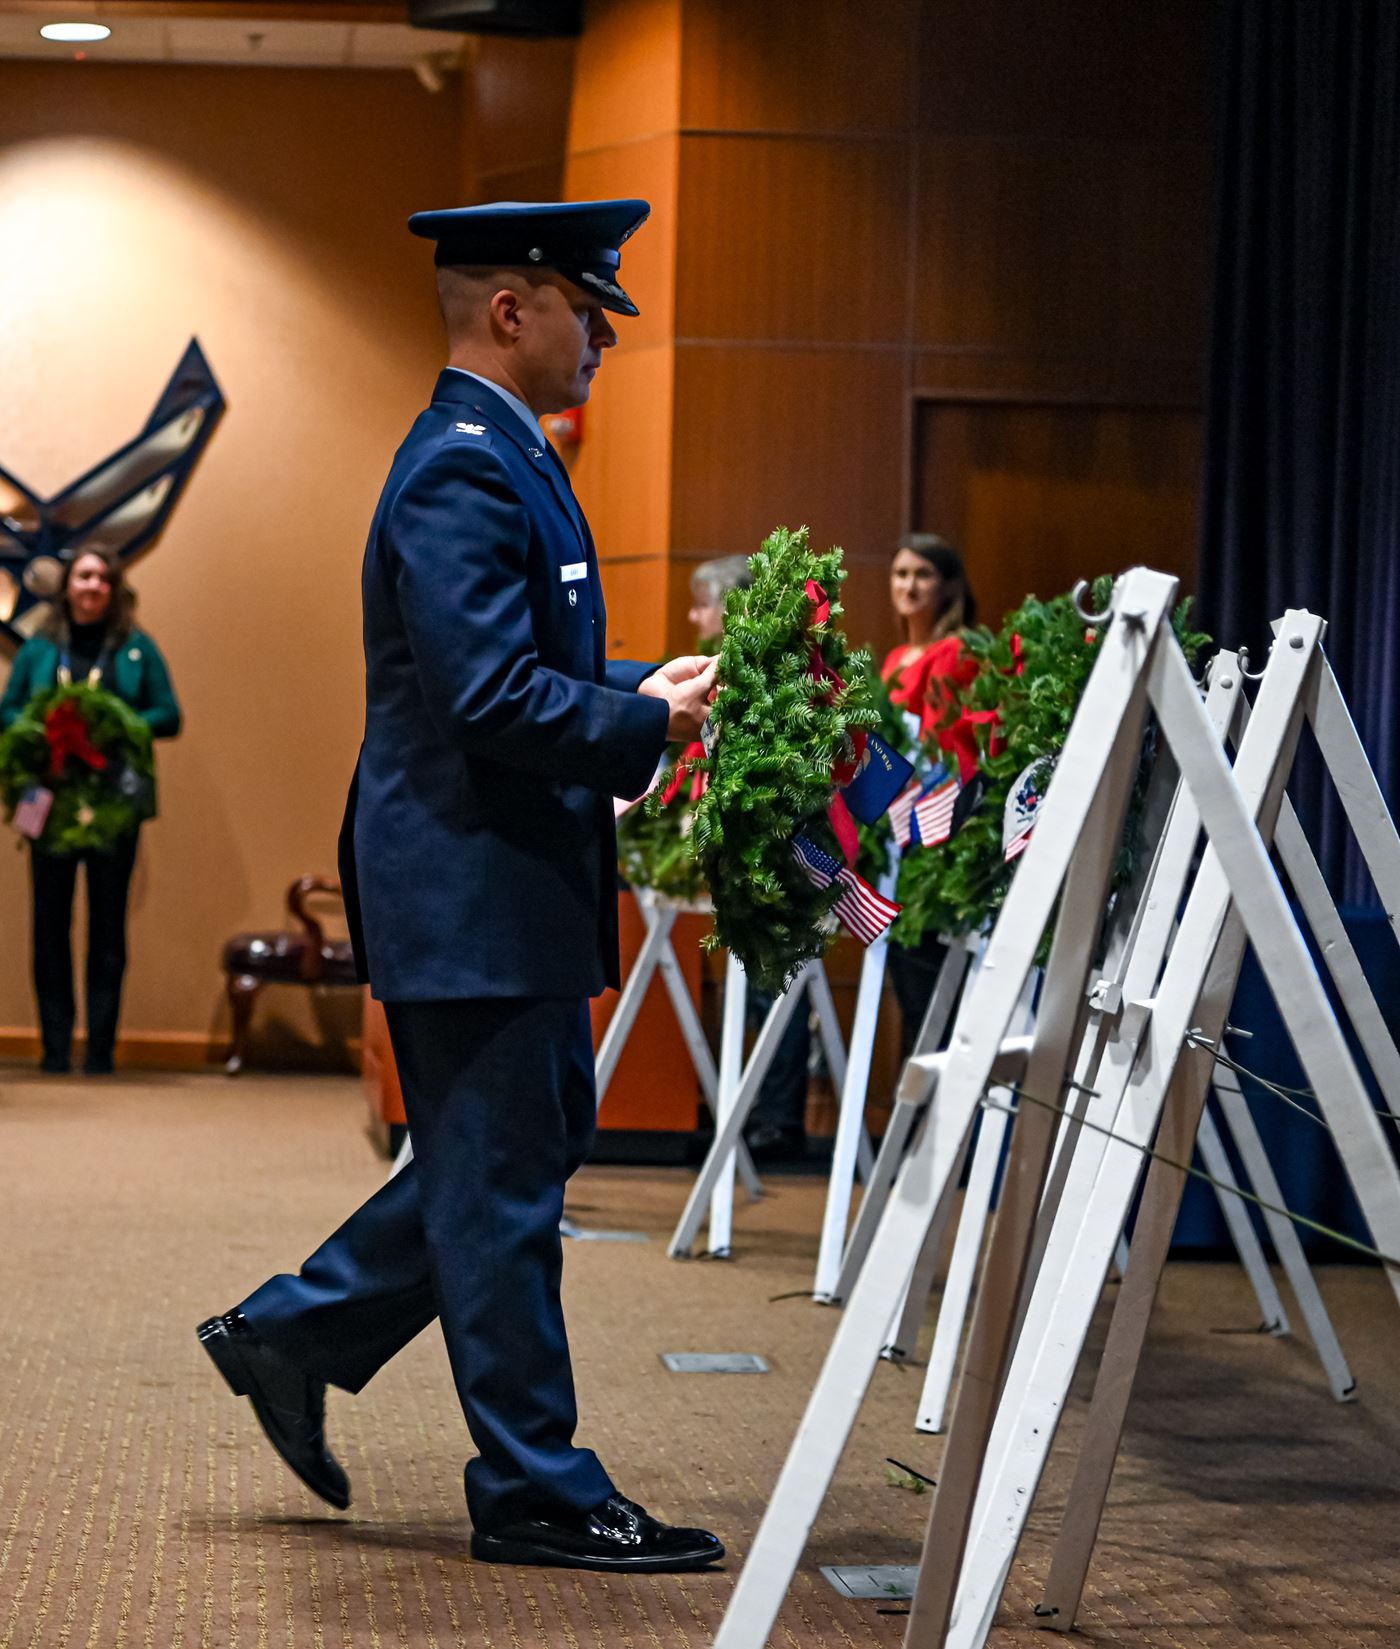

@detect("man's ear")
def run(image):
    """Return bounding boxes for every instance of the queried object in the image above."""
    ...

[488,285,524,340]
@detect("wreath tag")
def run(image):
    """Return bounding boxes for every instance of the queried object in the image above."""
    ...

[1003,756,1054,862]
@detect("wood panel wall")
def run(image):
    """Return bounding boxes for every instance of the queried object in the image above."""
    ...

[562,0,681,661]
[908,0,1215,626]
[668,0,920,653]
[463,0,1214,650]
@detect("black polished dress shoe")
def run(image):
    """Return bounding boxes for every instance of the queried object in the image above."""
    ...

[471,1492,723,1572]
[197,1310,350,1510]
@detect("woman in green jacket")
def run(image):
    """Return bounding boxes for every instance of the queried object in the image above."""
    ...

[0,548,181,1073]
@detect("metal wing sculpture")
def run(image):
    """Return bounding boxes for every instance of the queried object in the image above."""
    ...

[0,338,225,652]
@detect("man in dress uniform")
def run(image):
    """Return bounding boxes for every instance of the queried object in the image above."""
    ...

[198,200,723,1573]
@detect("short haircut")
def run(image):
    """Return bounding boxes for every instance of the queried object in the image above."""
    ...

[434,263,551,338]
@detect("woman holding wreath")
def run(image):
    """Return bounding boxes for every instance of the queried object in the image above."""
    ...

[0,548,181,1073]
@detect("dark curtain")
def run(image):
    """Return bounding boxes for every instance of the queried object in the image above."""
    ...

[1199,0,1400,904]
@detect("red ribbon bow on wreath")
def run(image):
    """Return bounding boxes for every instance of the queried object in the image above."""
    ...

[659,740,709,807]
[45,701,108,781]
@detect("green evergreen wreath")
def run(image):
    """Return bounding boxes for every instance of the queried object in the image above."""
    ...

[666,525,880,991]
[0,682,154,855]
[893,577,1208,945]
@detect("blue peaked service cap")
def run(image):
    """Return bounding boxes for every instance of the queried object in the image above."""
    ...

[409,198,650,318]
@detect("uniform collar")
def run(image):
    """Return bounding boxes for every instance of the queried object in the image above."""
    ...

[441,367,548,452]
[433,370,590,556]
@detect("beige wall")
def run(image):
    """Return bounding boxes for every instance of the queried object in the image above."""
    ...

[0,61,460,1056]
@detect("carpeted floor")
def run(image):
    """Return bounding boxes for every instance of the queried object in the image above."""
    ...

[1,1068,1397,1648]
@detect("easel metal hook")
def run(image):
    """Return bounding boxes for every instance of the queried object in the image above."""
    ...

[1072,579,1113,625]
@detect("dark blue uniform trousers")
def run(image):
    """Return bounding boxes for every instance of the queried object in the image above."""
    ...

[239,995,615,1530]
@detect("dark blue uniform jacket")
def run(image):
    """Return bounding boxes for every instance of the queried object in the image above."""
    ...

[339,370,669,1001]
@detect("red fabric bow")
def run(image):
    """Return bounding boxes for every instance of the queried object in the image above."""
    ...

[660,740,709,807]
[45,700,107,781]
[1010,631,1025,674]
[941,707,1004,785]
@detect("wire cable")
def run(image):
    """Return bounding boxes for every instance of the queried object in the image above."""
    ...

[1190,1031,1400,1129]
[982,1083,1400,1271]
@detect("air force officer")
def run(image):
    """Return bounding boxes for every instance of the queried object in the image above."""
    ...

[198,200,722,1573]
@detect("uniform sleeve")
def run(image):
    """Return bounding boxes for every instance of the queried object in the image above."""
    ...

[135,639,182,738]
[0,643,35,730]
[604,659,661,694]
[386,440,669,798]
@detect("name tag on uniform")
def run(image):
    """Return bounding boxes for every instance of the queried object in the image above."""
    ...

[560,562,587,582]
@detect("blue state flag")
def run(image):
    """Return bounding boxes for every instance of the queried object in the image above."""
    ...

[841,731,916,825]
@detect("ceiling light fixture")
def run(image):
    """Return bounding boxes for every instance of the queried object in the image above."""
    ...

[38,22,112,43]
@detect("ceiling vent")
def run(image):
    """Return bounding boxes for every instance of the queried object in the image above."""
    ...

[408,0,582,37]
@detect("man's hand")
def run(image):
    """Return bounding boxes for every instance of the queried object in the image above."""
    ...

[639,655,718,741]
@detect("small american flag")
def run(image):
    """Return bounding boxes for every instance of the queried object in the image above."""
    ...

[1004,827,1033,862]
[887,780,920,848]
[912,766,960,847]
[13,786,53,841]
[792,834,901,946]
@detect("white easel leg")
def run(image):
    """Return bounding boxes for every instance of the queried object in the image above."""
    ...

[706,951,748,1257]
[913,971,1038,1428]
[1020,656,1246,1312]
[594,892,675,1106]
[814,904,894,1298]
[829,939,976,1304]
[1196,1106,1290,1333]
[807,962,875,1177]
[1273,793,1400,1138]
[1153,630,1400,1309]
[1311,654,1400,988]
[669,962,814,1258]
[903,656,1154,1648]
[653,927,762,1198]
[914,1100,1009,1431]
[1213,1067,1357,1400]
[1037,1020,1245,1631]
[883,1120,973,1361]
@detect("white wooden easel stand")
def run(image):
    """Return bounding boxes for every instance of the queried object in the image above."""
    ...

[710,575,1400,1649]
[917,620,1400,1649]
[908,658,1357,1430]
